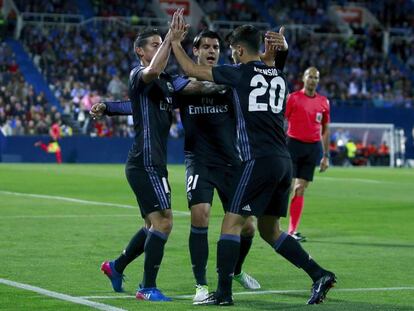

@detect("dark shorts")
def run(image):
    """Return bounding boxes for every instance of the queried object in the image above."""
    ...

[185,158,236,211]
[125,162,171,218]
[225,155,292,217]
[287,137,321,181]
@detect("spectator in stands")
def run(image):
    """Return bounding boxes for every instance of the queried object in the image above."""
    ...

[6,1,412,139]
[107,75,127,98]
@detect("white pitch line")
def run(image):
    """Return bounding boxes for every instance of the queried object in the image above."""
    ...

[79,286,414,300]
[0,190,190,216]
[0,214,137,219]
[0,278,126,311]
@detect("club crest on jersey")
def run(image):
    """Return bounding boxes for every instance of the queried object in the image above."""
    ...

[316,112,322,123]
[166,82,174,92]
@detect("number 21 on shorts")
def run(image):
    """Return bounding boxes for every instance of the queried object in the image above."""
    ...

[187,174,199,192]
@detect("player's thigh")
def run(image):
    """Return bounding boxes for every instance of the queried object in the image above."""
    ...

[125,163,171,218]
[185,160,214,207]
[228,157,285,216]
[209,165,237,213]
[264,158,292,218]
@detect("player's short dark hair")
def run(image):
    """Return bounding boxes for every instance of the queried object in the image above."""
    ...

[193,30,221,48]
[226,24,261,54]
[133,28,161,56]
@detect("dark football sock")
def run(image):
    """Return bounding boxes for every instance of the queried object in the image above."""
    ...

[189,225,209,285]
[273,232,325,282]
[216,234,240,298]
[234,235,253,275]
[114,227,148,273]
[142,230,168,288]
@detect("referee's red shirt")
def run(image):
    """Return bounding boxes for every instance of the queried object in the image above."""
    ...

[285,89,330,143]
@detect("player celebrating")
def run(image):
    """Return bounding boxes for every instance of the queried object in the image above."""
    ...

[99,27,191,302]
[285,67,330,242]
[92,25,288,303]
[170,11,336,306]
[176,30,260,302]
[96,20,237,302]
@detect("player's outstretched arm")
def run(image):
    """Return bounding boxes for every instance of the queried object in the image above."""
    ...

[170,9,213,81]
[180,80,227,95]
[90,103,106,119]
[90,101,133,118]
[140,31,172,84]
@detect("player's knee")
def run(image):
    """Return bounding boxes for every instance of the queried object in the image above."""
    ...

[241,219,256,237]
[161,221,173,235]
[191,204,210,227]
[295,184,306,196]
[153,217,173,235]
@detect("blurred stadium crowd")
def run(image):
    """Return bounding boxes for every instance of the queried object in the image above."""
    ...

[0,0,413,144]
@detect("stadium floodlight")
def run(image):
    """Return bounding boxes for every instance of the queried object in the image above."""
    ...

[329,122,405,167]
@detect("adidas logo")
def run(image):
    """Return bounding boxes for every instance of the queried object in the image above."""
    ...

[241,205,251,212]
[144,293,152,300]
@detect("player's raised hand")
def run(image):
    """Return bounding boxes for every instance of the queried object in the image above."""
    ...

[262,27,285,65]
[90,102,106,119]
[265,26,288,51]
[170,8,189,43]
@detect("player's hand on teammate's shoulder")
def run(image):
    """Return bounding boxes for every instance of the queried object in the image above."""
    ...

[90,103,106,119]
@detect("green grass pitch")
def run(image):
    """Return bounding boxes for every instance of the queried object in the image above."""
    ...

[0,164,413,310]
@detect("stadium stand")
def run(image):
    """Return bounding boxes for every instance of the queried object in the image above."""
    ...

[284,34,413,108]
[0,0,412,164]
[0,43,59,135]
[197,0,263,23]
[91,0,155,17]
[14,0,79,14]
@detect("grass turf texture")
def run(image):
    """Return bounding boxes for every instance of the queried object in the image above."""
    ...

[0,164,413,311]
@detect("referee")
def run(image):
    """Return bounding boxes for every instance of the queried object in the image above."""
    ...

[285,67,330,242]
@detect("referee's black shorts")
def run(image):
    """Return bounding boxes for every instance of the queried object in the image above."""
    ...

[185,157,235,211]
[287,137,321,182]
[125,161,171,218]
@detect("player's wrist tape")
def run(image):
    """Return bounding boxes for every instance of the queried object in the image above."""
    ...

[323,152,330,158]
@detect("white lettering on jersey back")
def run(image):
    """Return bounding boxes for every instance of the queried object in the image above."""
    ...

[253,66,279,76]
